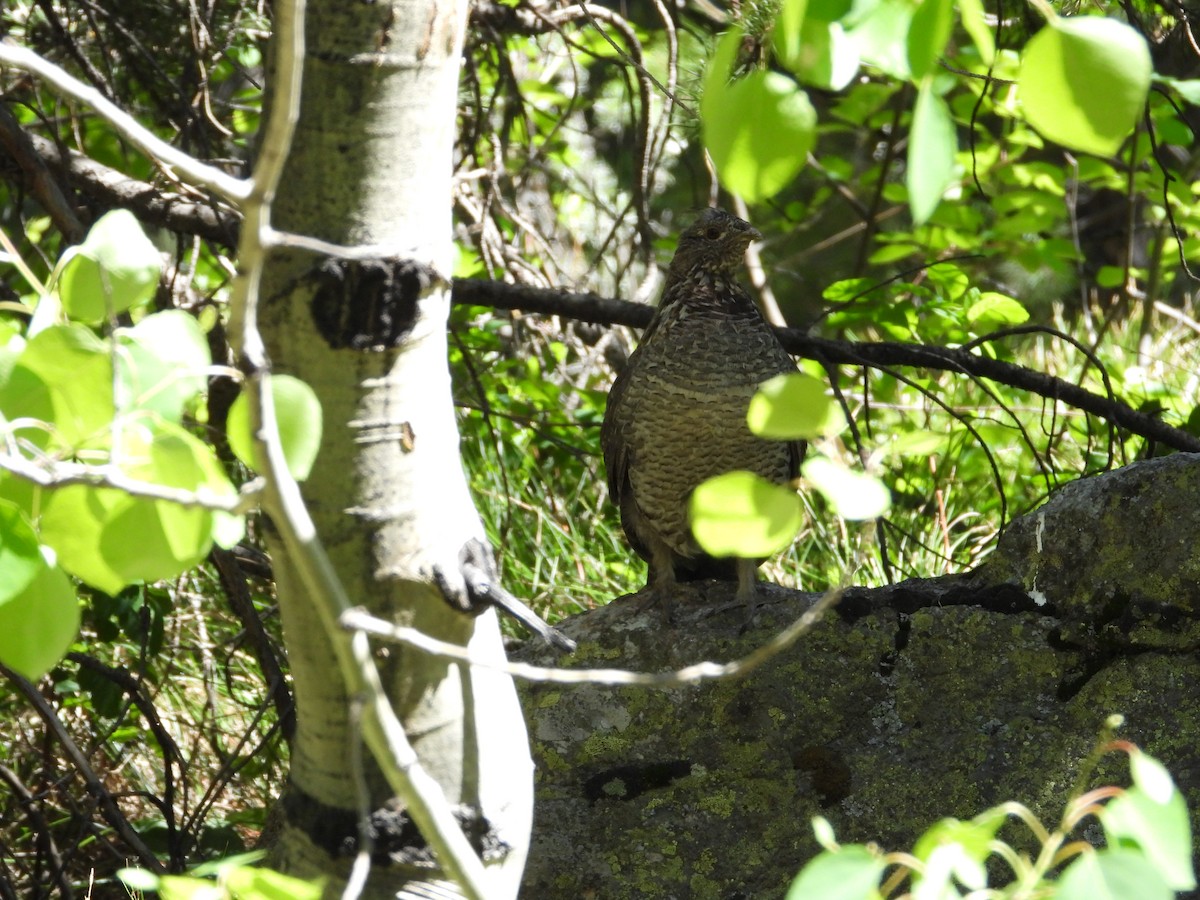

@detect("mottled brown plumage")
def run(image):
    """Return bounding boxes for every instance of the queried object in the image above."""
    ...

[601,208,802,616]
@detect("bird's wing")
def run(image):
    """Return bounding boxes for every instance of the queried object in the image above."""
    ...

[600,362,632,503]
[601,367,656,565]
[789,437,807,481]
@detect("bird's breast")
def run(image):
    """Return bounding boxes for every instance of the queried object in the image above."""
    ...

[617,365,794,557]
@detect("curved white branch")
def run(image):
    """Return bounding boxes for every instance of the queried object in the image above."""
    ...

[341,586,841,687]
[0,43,251,205]
[0,452,260,515]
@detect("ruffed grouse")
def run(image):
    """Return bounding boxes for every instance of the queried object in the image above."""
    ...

[601,208,802,616]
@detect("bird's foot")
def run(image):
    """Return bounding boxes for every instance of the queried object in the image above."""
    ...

[634,588,670,616]
[690,580,762,629]
[637,586,683,623]
[637,578,715,623]
[736,592,763,634]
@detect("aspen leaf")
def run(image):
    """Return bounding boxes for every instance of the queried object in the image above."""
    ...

[690,471,803,557]
[227,374,323,481]
[57,210,161,324]
[1019,17,1151,156]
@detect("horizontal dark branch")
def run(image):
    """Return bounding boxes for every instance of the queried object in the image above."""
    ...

[468,0,728,34]
[0,102,86,243]
[776,328,1200,453]
[468,277,1200,454]
[468,0,552,35]
[0,111,240,248]
[33,133,241,247]
[453,277,649,329]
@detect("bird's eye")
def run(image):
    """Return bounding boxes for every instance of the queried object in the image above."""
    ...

[703,226,722,240]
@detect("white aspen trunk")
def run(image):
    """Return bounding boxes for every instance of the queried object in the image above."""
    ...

[258,3,532,896]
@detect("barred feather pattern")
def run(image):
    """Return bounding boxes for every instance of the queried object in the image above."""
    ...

[602,209,802,590]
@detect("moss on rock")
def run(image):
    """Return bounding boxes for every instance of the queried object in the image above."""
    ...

[517,455,1200,898]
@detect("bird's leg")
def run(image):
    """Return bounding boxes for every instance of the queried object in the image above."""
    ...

[641,544,680,621]
[736,557,760,631]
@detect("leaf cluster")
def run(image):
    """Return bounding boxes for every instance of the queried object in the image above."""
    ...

[0,210,320,681]
[789,724,1196,900]
[0,211,242,679]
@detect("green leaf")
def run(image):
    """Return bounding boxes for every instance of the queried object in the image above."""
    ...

[702,30,816,202]
[748,373,844,440]
[40,421,238,593]
[966,292,1029,331]
[117,868,161,891]
[777,0,860,93]
[913,812,1004,864]
[1129,749,1175,804]
[199,457,246,551]
[907,0,953,79]
[812,815,839,852]
[808,0,852,19]
[226,374,324,481]
[188,851,266,878]
[775,0,809,68]
[157,874,225,900]
[102,424,227,578]
[57,209,162,324]
[823,278,875,303]
[846,0,913,79]
[1018,16,1152,156]
[39,484,127,595]
[1095,265,1125,289]
[0,329,25,388]
[782,20,860,91]
[868,243,920,265]
[689,471,803,557]
[27,289,63,338]
[803,457,891,520]
[915,843,976,898]
[1158,77,1200,105]
[225,865,325,900]
[0,474,37,534]
[1103,780,1196,890]
[787,846,885,900]
[0,324,114,450]
[116,310,211,422]
[957,0,995,64]
[1056,848,1172,900]
[907,80,956,225]
[884,430,950,457]
[0,500,43,604]
[0,560,79,681]
[911,812,1005,898]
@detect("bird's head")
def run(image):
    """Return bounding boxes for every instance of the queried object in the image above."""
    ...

[667,208,761,278]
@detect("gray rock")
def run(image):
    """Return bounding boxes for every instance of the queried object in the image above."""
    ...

[517,454,1200,898]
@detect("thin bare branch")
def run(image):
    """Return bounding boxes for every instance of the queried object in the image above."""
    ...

[0,103,85,243]
[342,586,839,687]
[0,42,250,204]
[261,226,432,266]
[21,131,239,246]
[0,452,261,514]
[2,666,165,874]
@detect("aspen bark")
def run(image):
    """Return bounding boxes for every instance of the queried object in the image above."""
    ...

[258,3,532,895]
